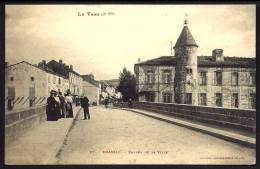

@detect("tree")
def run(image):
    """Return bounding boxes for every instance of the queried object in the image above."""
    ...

[117,67,137,102]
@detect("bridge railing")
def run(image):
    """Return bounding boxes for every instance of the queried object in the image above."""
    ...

[132,101,256,133]
[5,104,47,146]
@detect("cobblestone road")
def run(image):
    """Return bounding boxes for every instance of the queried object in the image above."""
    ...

[56,106,255,164]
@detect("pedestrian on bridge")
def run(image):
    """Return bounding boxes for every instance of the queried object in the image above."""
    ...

[46,90,59,121]
[81,96,90,120]
[65,93,74,118]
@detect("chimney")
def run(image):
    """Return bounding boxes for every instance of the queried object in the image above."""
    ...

[42,60,46,65]
[5,62,8,67]
[59,59,63,64]
[138,58,141,63]
[212,49,224,61]
[70,65,73,70]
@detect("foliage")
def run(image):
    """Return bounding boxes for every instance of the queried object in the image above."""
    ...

[117,67,137,102]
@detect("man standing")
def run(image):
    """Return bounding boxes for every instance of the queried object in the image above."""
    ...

[46,90,59,121]
[58,92,66,118]
[81,96,90,120]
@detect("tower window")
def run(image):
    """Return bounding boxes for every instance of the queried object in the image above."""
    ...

[31,77,34,81]
[186,68,192,75]
[10,77,14,81]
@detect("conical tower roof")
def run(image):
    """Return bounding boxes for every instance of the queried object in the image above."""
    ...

[174,25,198,48]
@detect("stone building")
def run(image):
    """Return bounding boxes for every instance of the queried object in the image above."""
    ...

[134,20,256,109]
[5,61,48,111]
[82,74,101,105]
[43,59,83,96]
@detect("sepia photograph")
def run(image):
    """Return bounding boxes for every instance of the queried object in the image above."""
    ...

[4,4,256,165]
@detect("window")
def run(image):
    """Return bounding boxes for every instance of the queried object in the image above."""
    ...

[199,72,207,86]
[231,72,238,86]
[186,68,192,75]
[163,93,172,103]
[145,92,155,102]
[146,71,154,84]
[162,70,171,83]
[215,93,222,107]
[31,76,34,81]
[8,87,15,99]
[29,87,35,107]
[58,78,61,84]
[249,72,256,86]
[53,76,56,84]
[199,93,207,106]
[231,93,239,108]
[185,93,192,104]
[215,71,222,85]
[10,77,14,81]
[249,93,256,109]
[7,87,15,110]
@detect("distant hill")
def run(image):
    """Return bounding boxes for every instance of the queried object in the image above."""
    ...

[101,79,119,88]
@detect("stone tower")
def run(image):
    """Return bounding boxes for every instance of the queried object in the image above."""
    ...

[174,19,198,105]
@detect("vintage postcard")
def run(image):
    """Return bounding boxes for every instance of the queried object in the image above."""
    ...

[5,4,256,165]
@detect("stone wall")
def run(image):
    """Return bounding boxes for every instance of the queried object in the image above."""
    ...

[5,104,47,146]
[133,101,255,133]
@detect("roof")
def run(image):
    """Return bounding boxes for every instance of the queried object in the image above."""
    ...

[81,75,100,87]
[6,61,47,72]
[174,25,198,48]
[83,78,100,87]
[135,56,255,68]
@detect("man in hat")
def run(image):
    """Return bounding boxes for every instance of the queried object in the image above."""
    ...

[46,90,59,121]
[81,95,90,120]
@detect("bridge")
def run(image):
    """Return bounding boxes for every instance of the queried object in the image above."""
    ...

[5,102,255,164]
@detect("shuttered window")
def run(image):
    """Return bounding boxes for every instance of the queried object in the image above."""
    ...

[199,93,207,106]
[231,93,239,108]
[8,87,15,99]
[146,71,154,84]
[215,71,222,85]
[162,70,171,83]
[185,93,192,104]
[216,93,222,107]
[199,72,207,86]
[231,72,238,86]
[250,93,256,109]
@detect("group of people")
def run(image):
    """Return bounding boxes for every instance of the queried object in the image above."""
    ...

[46,90,74,121]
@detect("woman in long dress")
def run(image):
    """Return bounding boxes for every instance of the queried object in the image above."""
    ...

[65,94,74,118]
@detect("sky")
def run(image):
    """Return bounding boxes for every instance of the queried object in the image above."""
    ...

[5,5,255,80]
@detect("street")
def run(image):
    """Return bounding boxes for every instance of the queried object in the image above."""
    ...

[56,106,255,164]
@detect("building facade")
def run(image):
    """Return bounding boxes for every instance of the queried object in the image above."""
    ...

[82,74,101,105]
[5,61,48,111]
[134,21,256,110]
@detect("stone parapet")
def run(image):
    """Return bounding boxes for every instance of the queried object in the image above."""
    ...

[133,101,255,133]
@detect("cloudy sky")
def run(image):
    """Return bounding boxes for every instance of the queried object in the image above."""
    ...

[6,5,255,80]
